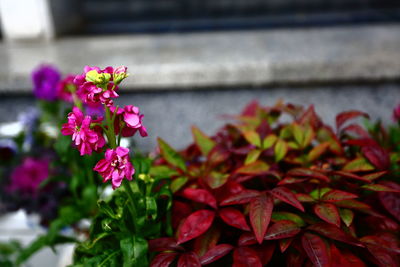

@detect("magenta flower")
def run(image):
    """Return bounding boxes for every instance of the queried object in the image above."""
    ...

[74,66,119,106]
[113,66,129,84]
[93,147,135,189]
[57,75,76,103]
[110,105,148,137]
[32,64,61,101]
[61,107,105,155]
[8,158,49,195]
[393,104,400,122]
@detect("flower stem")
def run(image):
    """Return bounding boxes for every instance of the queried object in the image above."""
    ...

[123,179,139,232]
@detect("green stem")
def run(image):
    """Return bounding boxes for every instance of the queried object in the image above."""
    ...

[105,106,117,148]
[123,179,139,232]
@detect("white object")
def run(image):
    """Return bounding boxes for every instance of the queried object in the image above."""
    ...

[0,0,54,41]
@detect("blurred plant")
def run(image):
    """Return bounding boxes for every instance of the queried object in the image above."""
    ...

[149,101,400,266]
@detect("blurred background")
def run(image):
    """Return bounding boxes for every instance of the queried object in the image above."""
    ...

[0,1,400,266]
[0,0,399,152]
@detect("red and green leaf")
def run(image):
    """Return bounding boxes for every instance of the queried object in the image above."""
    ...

[301,233,330,267]
[220,190,260,206]
[343,157,375,172]
[158,138,187,171]
[264,220,301,240]
[321,190,358,202]
[192,126,215,156]
[362,145,390,170]
[150,252,178,267]
[308,222,363,247]
[287,168,330,182]
[243,130,262,147]
[219,208,251,231]
[178,252,201,267]
[249,193,273,244]
[181,188,217,209]
[378,183,400,221]
[177,210,215,244]
[314,203,341,227]
[199,244,233,265]
[275,139,288,162]
[193,225,220,257]
[339,209,354,227]
[232,247,262,267]
[336,110,369,130]
[235,161,270,175]
[270,187,305,212]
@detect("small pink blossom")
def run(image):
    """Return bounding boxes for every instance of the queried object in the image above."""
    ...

[8,158,49,195]
[113,66,129,84]
[110,105,148,137]
[57,75,76,103]
[393,104,400,122]
[61,107,105,155]
[93,147,135,189]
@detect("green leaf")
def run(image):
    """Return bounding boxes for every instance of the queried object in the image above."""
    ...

[149,165,178,179]
[339,209,354,227]
[235,161,269,175]
[292,123,304,146]
[171,176,188,193]
[244,149,262,165]
[343,157,374,172]
[262,134,277,149]
[275,139,288,162]
[120,236,148,267]
[157,138,187,171]
[271,212,306,227]
[192,126,215,156]
[145,197,158,220]
[98,201,121,220]
[205,172,229,189]
[243,131,261,147]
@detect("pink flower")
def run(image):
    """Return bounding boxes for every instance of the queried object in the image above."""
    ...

[110,105,148,137]
[8,158,49,195]
[113,66,129,84]
[57,75,76,102]
[74,66,119,106]
[61,107,105,155]
[93,147,135,189]
[393,104,400,122]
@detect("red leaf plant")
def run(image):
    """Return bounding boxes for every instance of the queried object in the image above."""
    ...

[149,101,400,266]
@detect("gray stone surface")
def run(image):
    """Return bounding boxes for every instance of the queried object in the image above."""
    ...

[0,24,400,92]
[1,84,399,152]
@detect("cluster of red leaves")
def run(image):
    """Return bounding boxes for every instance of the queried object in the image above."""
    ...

[149,101,400,267]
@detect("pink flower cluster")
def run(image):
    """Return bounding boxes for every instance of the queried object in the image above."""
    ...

[60,65,146,189]
[111,105,148,137]
[8,158,49,195]
[93,147,135,189]
[61,107,105,156]
[74,66,128,107]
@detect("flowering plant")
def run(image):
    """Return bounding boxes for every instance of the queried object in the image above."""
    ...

[0,65,172,266]
[149,101,400,266]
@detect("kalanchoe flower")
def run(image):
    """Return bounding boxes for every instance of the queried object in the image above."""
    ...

[393,104,400,122]
[32,64,61,101]
[74,66,119,106]
[8,158,49,195]
[61,107,105,155]
[113,66,129,84]
[110,105,148,137]
[57,75,76,103]
[93,147,135,189]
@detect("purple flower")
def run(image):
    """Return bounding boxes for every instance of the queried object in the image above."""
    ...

[8,158,49,195]
[32,65,61,101]
[93,147,135,189]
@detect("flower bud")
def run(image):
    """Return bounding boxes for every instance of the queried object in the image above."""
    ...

[113,66,129,84]
[85,70,111,85]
